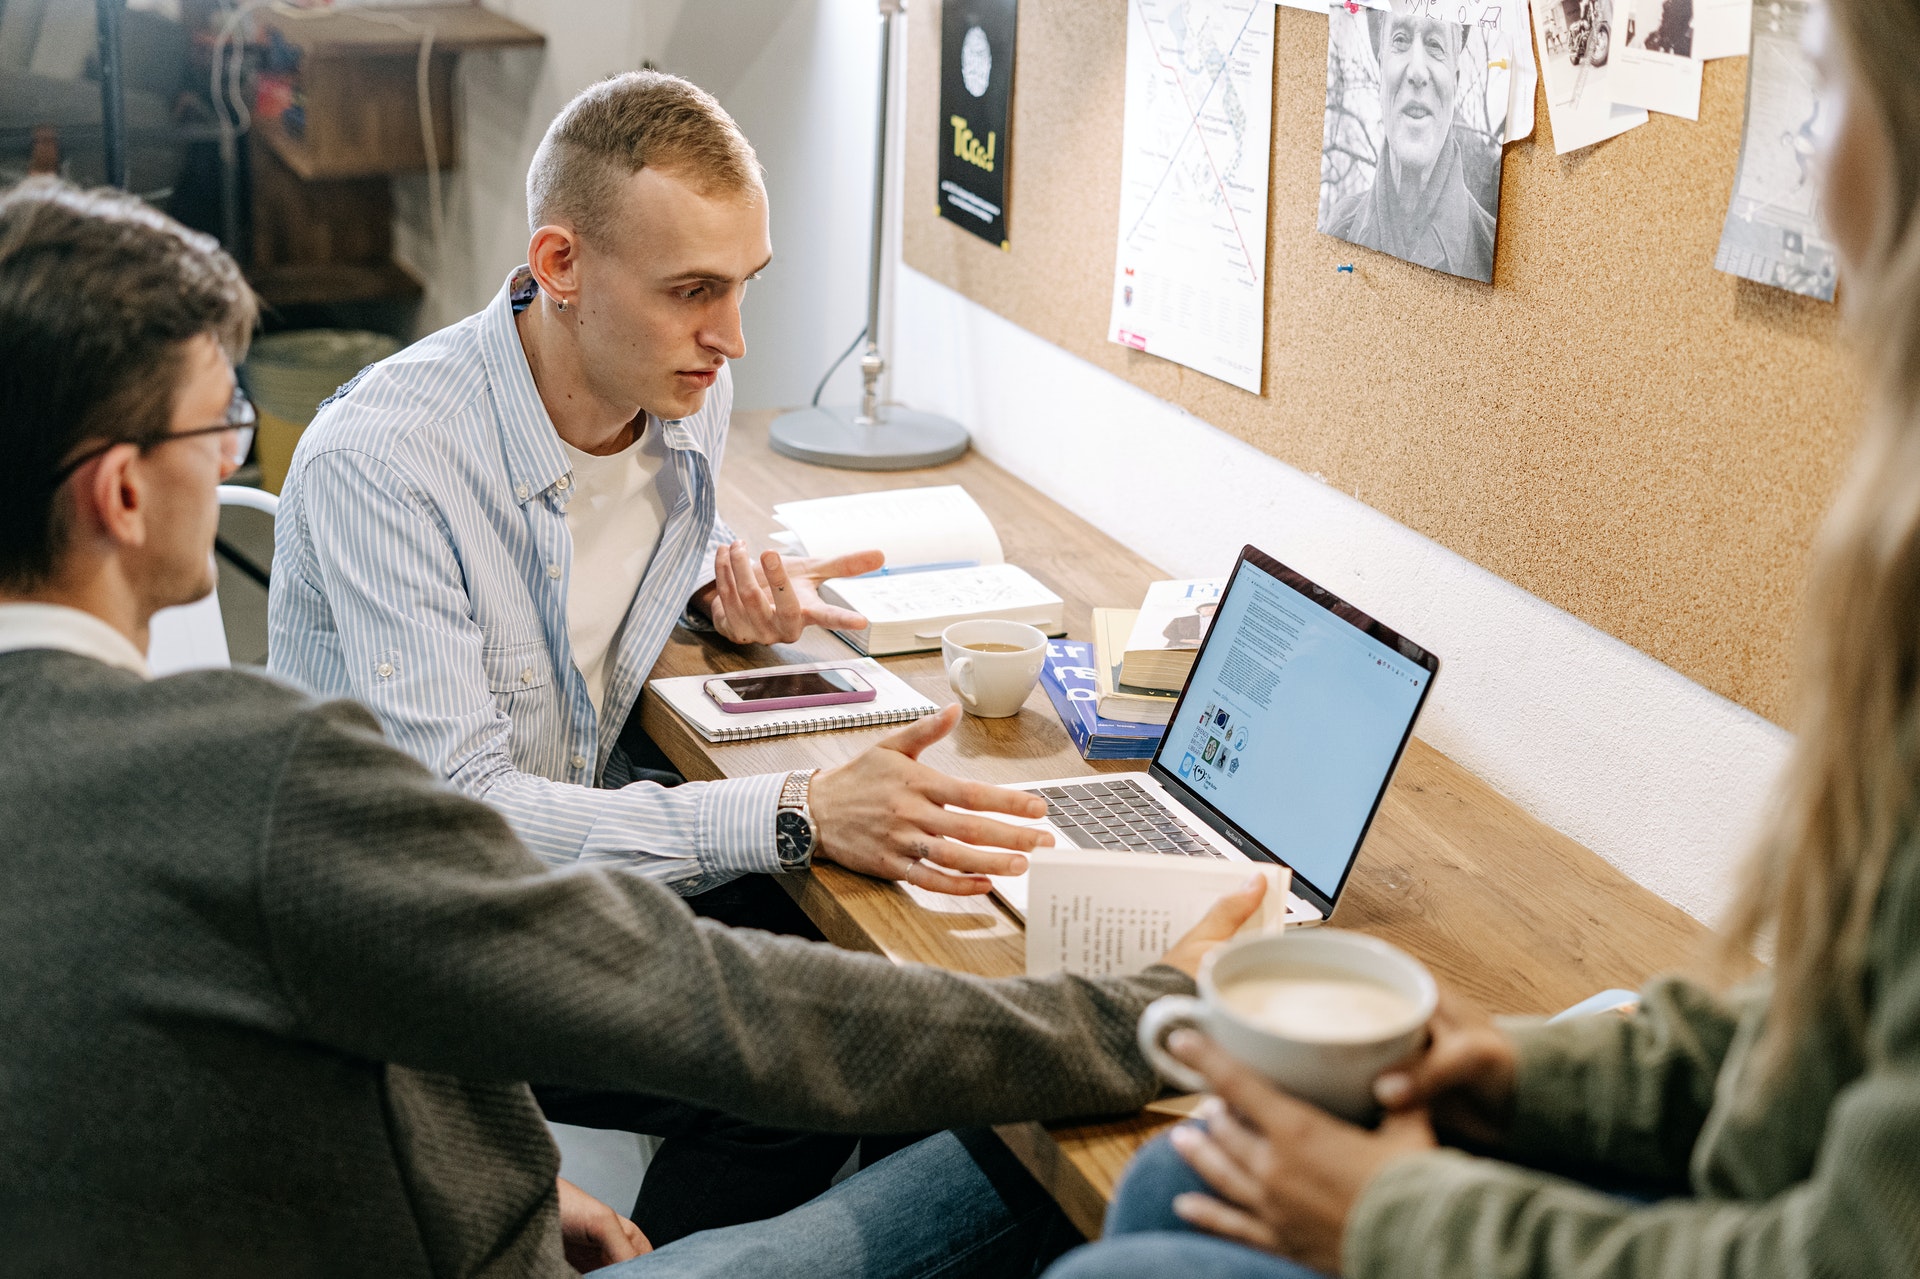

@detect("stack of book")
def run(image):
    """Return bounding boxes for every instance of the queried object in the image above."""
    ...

[1039,640,1163,760]
[1117,577,1225,695]
[1040,576,1226,760]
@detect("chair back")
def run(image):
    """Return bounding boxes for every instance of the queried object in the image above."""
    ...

[148,486,279,676]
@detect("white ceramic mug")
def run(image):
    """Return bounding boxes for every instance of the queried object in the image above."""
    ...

[1136,929,1437,1122]
[940,620,1048,718]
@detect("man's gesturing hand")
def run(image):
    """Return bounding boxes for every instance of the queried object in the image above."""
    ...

[697,541,885,646]
[807,703,1055,894]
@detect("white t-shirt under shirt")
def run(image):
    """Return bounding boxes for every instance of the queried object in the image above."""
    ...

[559,425,671,719]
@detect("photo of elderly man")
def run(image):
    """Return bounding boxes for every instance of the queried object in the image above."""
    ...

[1318,3,1509,284]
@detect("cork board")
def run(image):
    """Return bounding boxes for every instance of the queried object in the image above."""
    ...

[903,1,1863,723]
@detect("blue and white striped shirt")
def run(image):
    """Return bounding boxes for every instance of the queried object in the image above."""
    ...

[267,268,784,892]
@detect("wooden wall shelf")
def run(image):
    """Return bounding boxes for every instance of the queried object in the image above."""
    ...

[244,6,544,303]
[258,4,543,179]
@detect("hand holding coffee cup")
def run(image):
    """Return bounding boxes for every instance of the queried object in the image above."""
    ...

[940,620,1047,718]
[1369,987,1518,1146]
[1137,929,1437,1122]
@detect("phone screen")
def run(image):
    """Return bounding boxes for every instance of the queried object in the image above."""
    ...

[720,669,864,701]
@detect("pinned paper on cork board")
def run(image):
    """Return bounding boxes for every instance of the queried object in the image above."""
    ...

[937,0,1018,249]
[1714,0,1837,302]
[1318,3,1512,284]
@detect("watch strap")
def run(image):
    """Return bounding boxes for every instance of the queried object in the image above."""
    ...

[778,768,817,814]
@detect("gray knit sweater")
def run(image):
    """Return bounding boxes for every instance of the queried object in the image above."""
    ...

[0,650,1189,1277]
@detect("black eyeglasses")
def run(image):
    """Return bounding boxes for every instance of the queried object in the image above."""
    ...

[51,388,258,489]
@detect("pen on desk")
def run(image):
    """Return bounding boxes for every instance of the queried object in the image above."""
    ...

[854,560,980,578]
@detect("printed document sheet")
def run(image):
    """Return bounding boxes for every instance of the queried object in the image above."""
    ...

[1107,0,1276,394]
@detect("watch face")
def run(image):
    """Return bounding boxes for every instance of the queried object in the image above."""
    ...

[775,809,814,864]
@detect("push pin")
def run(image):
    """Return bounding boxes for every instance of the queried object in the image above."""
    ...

[1336,264,1356,274]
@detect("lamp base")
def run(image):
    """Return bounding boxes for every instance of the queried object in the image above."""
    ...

[768,403,970,471]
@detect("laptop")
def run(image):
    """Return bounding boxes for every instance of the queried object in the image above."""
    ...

[986,544,1439,926]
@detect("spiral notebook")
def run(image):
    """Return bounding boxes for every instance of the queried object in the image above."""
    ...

[649,658,940,743]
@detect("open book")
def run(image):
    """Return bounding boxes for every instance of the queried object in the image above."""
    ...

[773,485,1063,655]
[1023,850,1290,978]
[770,485,1004,570]
[821,565,1065,656]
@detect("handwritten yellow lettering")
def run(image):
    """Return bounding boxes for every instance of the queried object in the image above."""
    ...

[949,114,996,173]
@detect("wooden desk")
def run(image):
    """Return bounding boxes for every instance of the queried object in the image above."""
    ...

[643,412,1713,1237]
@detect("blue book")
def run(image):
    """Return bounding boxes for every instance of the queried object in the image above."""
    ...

[1040,640,1164,760]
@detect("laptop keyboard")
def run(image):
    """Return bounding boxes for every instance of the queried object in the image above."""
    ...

[1034,779,1225,858]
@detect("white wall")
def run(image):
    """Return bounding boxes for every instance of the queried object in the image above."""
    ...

[393,0,649,335]
[890,268,1794,926]
[714,0,881,411]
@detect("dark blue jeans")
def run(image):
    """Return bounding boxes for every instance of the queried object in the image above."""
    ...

[1043,1128,1329,1279]
[596,1127,1080,1278]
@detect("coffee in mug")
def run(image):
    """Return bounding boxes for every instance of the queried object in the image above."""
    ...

[939,620,1048,718]
[1137,929,1436,1120]
[1217,972,1419,1043]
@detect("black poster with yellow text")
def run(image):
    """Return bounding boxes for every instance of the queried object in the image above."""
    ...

[937,0,1017,249]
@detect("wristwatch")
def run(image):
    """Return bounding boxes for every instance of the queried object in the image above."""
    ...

[774,769,819,871]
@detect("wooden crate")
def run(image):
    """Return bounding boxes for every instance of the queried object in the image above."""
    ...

[248,132,421,306]
[258,4,542,180]
[262,50,458,180]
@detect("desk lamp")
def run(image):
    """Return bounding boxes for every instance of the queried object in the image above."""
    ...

[769,0,970,471]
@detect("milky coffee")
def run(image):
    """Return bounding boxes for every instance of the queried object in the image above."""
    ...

[1218,970,1417,1043]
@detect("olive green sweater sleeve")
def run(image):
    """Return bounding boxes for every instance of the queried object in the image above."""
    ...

[1343,878,1920,1278]
[1494,978,1753,1188]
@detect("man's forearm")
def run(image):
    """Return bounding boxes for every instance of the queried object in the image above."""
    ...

[465,760,786,888]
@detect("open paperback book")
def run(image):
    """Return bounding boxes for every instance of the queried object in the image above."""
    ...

[772,485,1063,655]
[821,566,1065,656]
[1023,849,1290,978]
[770,485,1004,569]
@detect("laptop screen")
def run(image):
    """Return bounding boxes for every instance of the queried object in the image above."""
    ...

[1150,547,1437,907]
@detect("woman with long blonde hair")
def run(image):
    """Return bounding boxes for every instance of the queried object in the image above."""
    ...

[1048,1,1920,1275]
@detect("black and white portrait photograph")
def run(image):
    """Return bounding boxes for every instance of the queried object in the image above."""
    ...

[1317,2,1510,284]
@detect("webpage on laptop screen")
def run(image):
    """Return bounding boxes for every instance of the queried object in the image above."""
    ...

[1158,562,1430,897]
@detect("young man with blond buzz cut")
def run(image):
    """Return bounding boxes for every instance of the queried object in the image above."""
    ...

[267,72,1058,1240]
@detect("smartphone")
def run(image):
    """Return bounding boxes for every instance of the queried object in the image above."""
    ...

[704,667,878,714]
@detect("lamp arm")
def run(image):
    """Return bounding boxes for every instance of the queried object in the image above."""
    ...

[858,2,902,424]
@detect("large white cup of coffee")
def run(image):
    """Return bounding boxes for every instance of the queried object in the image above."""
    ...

[940,620,1048,718]
[1137,929,1436,1122]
